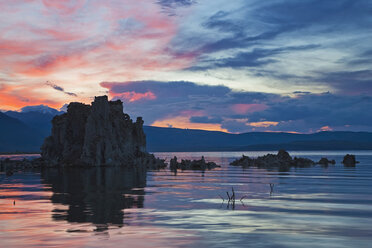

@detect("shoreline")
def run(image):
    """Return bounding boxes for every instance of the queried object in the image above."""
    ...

[2,149,372,157]
[0,152,40,155]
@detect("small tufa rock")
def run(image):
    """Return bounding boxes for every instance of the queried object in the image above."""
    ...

[317,157,336,166]
[342,154,358,167]
[170,156,178,171]
[230,150,315,169]
[170,156,220,171]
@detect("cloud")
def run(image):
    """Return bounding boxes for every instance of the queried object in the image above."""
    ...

[1,0,372,114]
[189,45,320,71]
[46,81,77,97]
[101,80,271,130]
[189,116,222,124]
[101,80,372,133]
[156,0,197,9]
[0,0,197,108]
[231,104,267,115]
[42,0,87,15]
[119,91,156,102]
[293,91,311,95]
[319,70,372,95]
[246,92,372,132]
[156,0,197,16]
[169,0,372,94]
[0,83,62,110]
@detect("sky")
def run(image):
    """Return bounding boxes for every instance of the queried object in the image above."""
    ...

[0,0,372,133]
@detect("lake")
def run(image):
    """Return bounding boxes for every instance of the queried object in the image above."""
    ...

[1,151,372,247]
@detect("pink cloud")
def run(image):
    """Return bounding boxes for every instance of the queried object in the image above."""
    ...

[115,91,157,102]
[231,103,267,114]
[0,1,200,109]
[17,54,86,77]
[36,28,84,41]
[319,126,333,131]
[0,39,43,56]
[42,0,86,15]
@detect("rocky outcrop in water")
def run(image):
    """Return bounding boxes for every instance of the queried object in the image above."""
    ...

[169,156,220,171]
[342,154,358,167]
[317,158,336,166]
[41,96,165,168]
[230,150,315,170]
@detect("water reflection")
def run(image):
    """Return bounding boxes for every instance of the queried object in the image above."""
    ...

[40,166,146,231]
[1,151,372,247]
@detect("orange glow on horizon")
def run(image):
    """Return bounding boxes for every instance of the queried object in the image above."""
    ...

[0,83,63,110]
[263,130,300,134]
[151,116,228,132]
[318,126,333,131]
[248,121,279,128]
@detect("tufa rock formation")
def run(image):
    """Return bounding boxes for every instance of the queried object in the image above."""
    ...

[342,154,358,167]
[169,156,220,171]
[230,150,315,170]
[317,157,336,166]
[41,96,165,168]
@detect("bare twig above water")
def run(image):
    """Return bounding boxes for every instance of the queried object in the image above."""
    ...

[240,195,248,201]
[218,194,225,201]
[220,184,276,209]
[221,187,240,210]
[270,183,274,195]
[226,191,231,201]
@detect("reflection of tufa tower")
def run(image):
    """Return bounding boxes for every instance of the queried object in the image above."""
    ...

[41,166,146,231]
[41,96,147,166]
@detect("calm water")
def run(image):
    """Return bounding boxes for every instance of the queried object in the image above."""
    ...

[1,151,372,247]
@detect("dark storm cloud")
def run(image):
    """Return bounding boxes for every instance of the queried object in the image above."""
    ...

[246,93,372,131]
[221,92,372,133]
[101,80,372,133]
[189,116,223,124]
[319,70,372,95]
[101,81,228,123]
[101,80,268,124]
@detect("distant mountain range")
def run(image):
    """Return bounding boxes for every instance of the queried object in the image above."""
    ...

[144,126,372,152]
[1,108,372,153]
[5,110,62,138]
[0,112,44,152]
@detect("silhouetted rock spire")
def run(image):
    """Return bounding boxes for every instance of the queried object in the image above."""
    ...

[41,96,162,167]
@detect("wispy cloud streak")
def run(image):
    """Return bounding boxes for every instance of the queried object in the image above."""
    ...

[46,81,77,97]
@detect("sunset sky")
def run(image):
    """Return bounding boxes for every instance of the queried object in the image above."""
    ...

[1,0,372,133]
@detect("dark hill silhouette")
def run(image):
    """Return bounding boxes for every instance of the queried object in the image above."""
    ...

[1,110,372,153]
[5,110,61,137]
[143,126,372,151]
[5,105,62,137]
[0,112,44,152]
